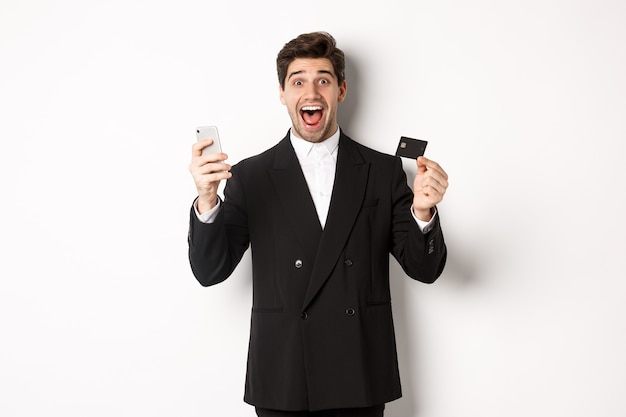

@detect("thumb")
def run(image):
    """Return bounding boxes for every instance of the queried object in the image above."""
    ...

[416,156,428,174]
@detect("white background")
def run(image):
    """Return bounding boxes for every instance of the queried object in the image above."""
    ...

[1,1,625,416]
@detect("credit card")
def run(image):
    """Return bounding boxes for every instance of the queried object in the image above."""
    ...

[395,136,428,159]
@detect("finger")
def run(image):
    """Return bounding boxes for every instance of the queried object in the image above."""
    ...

[199,170,232,184]
[191,162,231,178]
[189,158,230,180]
[192,152,229,169]
[416,157,427,174]
[199,162,231,174]
[420,175,448,197]
[417,156,448,180]
[192,139,214,156]
[419,184,444,203]
[193,169,232,193]
[423,185,445,201]
[192,140,228,164]
[423,170,449,191]
[202,152,229,163]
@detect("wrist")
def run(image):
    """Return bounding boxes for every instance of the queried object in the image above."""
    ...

[412,206,433,222]
[196,195,218,214]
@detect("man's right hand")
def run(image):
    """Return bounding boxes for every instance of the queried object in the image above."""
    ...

[189,139,232,214]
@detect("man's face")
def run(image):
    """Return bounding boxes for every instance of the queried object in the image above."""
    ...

[279,58,347,143]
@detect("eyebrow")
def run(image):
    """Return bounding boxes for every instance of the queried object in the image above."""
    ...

[287,69,335,81]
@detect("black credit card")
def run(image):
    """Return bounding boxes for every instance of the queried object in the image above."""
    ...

[395,136,428,159]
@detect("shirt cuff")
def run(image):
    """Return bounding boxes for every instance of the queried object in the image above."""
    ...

[411,207,438,234]
[194,197,222,223]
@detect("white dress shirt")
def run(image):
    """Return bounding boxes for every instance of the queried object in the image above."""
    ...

[195,129,436,233]
[290,129,340,228]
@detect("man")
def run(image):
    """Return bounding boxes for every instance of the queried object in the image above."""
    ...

[188,32,448,417]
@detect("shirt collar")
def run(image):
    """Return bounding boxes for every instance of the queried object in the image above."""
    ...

[290,128,341,160]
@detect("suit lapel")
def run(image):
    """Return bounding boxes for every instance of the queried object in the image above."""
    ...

[301,134,370,311]
[270,136,323,265]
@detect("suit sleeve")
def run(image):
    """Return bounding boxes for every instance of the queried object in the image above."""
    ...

[390,157,447,283]
[187,165,250,286]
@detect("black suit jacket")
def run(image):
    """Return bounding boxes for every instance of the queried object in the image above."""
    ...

[188,132,446,411]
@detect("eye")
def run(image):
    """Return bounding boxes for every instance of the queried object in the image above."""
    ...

[319,79,329,85]
[294,80,303,86]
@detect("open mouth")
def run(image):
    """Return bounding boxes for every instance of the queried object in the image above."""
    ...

[300,105,324,127]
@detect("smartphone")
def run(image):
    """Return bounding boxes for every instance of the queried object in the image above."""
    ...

[196,126,222,155]
[395,136,428,159]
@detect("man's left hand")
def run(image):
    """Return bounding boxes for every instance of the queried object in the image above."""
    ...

[412,156,449,221]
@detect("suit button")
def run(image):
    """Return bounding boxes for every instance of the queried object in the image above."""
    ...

[345,308,356,316]
[295,259,303,268]
[301,312,308,320]
[344,259,353,267]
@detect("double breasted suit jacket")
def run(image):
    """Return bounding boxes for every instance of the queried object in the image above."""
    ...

[188,131,447,412]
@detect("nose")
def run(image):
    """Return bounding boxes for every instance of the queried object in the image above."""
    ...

[303,82,321,98]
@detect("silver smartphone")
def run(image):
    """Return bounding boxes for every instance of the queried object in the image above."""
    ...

[196,126,222,155]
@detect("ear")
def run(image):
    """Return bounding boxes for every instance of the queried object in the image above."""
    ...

[279,84,286,105]
[337,80,347,103]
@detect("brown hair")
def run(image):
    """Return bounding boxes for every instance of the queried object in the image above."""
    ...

[276,32,345,89]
